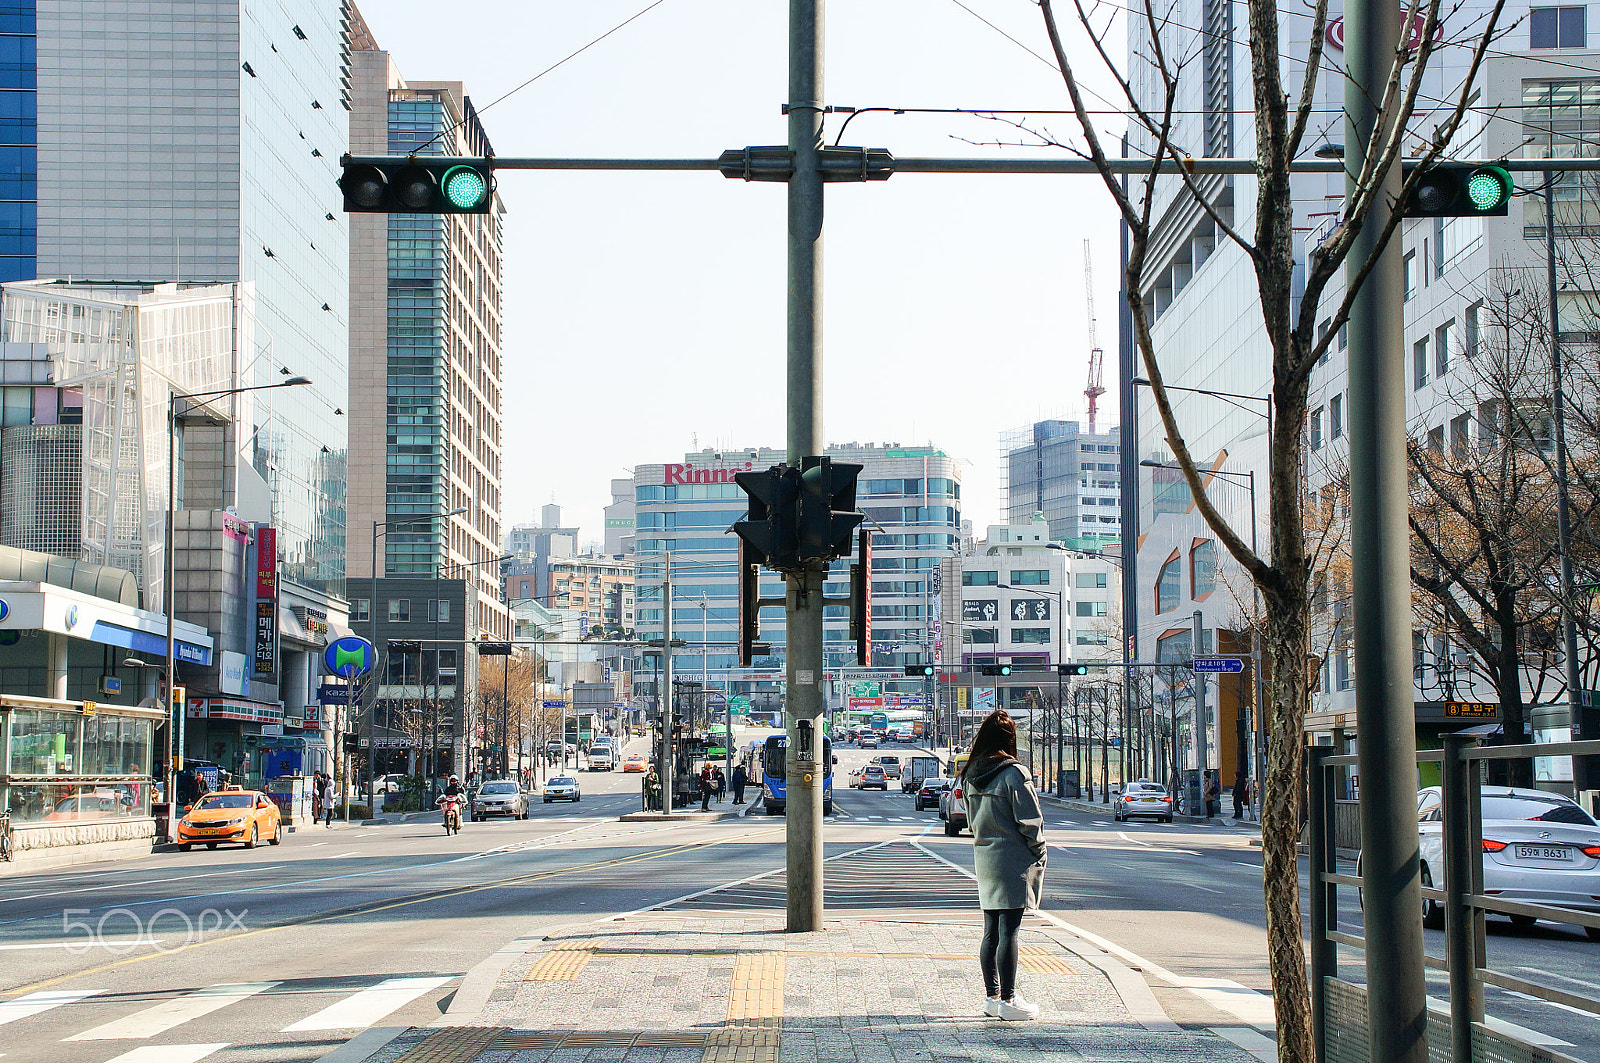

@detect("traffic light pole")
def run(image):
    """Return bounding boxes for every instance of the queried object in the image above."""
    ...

[785,0,826,934]
[661,553,674,818]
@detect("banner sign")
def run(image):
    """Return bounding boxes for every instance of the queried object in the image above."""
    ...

[252,527,278,680]
[1010,599,1050,621]
[964,600,999,623]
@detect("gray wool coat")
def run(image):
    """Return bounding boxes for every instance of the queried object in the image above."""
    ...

[964,756,1047,911]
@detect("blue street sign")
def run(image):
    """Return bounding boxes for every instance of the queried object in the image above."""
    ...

[1192,657,1245,674]
[543,700,566,709]
[324,635,376,679]
[318,684,351,704]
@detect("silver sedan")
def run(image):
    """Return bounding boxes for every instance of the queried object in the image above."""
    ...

[472,780,528,820]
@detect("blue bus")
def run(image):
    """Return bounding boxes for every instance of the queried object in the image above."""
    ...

[762,734,833,816]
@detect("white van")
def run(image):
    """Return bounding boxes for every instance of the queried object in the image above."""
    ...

[587,745,614,771]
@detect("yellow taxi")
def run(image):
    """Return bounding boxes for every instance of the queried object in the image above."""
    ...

[176,789,282,851]
[623,754,648,773]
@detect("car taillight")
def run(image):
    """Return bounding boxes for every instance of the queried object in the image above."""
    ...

[1583,845,1600,858]
[1482,839,1508,852]
[1124,795,1134,802]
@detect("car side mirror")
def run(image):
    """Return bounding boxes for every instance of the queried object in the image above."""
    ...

[182,804,192,812]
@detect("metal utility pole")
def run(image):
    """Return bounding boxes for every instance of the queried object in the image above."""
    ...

[784,0,826,933]
[660,552,675,816]
[1192,610,1206,815]
[1345,1,1428,1059]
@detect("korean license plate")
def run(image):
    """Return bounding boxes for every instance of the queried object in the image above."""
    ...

[1514,844,1574,861]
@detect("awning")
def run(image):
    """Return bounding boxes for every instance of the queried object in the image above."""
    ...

[186,698,284,724]
[90,621,213,666]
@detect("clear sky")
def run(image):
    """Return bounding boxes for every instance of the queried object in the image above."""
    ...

[358,1,1125,549]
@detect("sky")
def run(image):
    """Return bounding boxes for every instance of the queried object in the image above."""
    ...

[358,0,1126,548]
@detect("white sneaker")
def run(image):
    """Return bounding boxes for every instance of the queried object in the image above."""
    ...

[984,996,1001,1017]
[998,997,1040,1021]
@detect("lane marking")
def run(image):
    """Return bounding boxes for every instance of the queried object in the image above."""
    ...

[0,989,104,1027]
[282,975,451,1031]
[1501,989,1596,1020]
[97,1044,229,1063]
[68,981,280,1040]
[1514,966,1600,992]
[0,866,278,906]
[0,940,161,952]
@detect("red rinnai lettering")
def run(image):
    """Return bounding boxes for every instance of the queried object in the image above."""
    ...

[664,463,686,485]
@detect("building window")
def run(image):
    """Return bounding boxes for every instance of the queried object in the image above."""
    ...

[1330,393,1344,440]
[1010,570,1050,585]
[1156,554,1181,614]
[1435,321,1452,377]
[1311,407,1324,450]
[1414,336,1429,389]
[962,570,999,586]
[1465,302,1481,358]
[1191,539,1218,598]
[1427,425,1445,451]
[428,599,451,623]
[1075,600,1108,617]
[1403,251,1416,299]
[1076,572,1108,589]
[1076,631,1109,645]
[388,599,409,623]
[353,599,370,622]
[965,628,998,645]
[1450,412,1471,454]
[1010,628,1051,644]
[1532,6,1586,47]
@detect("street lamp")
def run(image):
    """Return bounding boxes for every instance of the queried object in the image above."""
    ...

[164,375,312,776]
[367,505,467,812]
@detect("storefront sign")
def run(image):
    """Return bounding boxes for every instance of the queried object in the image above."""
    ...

[253,527,278,679]
[220,650,249,696]
[187,698,285,724]
[324,636,375,678]
[302,704,320,726]
[317,684,351,704]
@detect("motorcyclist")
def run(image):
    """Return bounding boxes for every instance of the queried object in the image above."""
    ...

[437,775,466,830]
[443,774,465,799]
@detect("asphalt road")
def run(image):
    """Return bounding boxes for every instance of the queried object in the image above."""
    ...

[1,737,1596,1063]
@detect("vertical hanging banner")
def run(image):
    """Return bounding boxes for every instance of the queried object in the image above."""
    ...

[253,526,279,680]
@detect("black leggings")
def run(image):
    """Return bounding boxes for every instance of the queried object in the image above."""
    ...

[980,908,1024,1000]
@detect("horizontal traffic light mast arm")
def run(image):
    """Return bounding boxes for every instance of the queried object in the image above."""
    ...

[341,153,1600,176]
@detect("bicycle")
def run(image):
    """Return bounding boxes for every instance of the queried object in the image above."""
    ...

[0,812,12,862]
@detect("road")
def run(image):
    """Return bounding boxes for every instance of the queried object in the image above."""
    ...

[0,736,1595,1063]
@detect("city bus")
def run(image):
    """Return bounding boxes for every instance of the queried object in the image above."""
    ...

[761,734,833,816]
[703,724,730,759]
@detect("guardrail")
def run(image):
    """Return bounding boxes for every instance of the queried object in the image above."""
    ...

[1309,737,1600,1063]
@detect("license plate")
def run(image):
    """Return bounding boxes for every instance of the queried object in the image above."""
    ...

[1514,844,1574,861]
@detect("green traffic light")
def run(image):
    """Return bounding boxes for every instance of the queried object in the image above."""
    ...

[1466,166,1512,211]
[441,165,489,210]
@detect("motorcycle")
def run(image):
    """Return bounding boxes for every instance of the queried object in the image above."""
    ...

[437,793,464,835]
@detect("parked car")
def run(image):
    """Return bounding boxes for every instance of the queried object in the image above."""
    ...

[916,777,953,811]
[1412,785,1600,934]
[1115,780,1174,823]
[543,776,581,803]
[175,790,282,850]
[940,782,968,836]
[472,780,529,821]
[623,754,648,772]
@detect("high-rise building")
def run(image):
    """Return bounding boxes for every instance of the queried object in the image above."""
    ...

[503,504,580,601]
[1002,419,1122,551]
[19,0,352,594]
[346,35,506,638]
[632,444,962,706]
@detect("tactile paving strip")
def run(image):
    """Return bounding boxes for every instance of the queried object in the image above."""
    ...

[523,942,596,981]
[394,1025,509,1063]
[1019,945,1076,977]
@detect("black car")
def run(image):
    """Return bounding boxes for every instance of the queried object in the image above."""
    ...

[916,777,952,811]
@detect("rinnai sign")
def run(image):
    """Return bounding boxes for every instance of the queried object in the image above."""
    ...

[662,461,755,485]
[1325,11,1441,51]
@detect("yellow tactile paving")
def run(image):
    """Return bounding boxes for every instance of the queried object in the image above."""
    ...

[702,1026,781,1063]
[1019,945,1076,977]
[394,1025,509,1063]
[725,950,785,1025]
[523,942,597,981]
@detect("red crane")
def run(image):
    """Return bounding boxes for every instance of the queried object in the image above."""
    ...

[1083,240,1105,434]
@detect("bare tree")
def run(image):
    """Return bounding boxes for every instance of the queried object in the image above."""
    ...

[1031,0,1506,1056]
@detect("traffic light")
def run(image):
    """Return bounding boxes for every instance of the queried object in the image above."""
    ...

[1401,162,1513,217]
[850,528,872,666]
[1058,663,1090,676]
[981,664,1012,676]
[339,158,494,214]
[798,456,864,564]
[734,464,801,572]
[904,665,935,677]
[738,539,762,667]
[387,639,421,653]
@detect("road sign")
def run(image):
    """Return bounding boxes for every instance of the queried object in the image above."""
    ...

[1443,701,1497,719]
[543,700,566,709]
[1192,658,1245,674]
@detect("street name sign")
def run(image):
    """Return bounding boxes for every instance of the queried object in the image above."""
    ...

[1192,658,1245,674]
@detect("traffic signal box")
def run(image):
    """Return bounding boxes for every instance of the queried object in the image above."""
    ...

[1401,162,1513,218]
[904,665,935,677]
[1059,664,1090,675]
[734,458,868,665]
[340,158,494,214]
[981,664,1012,677]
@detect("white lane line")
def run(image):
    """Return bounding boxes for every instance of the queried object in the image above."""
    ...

[68,982,280,1040]
[1501,990,1595,1020]
[1515,966,1600,992]
[1192,884,1224,894]
[0,867,276,906]
[281,976,451,1032]
[0,940,162,951]
[97,1045,229,1063]
[0,989,105,1027]
[320,851,363,860]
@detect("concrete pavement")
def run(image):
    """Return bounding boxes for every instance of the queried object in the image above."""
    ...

[336,914,1271,1063]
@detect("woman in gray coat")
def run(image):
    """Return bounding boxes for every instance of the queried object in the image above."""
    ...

[961,709,1047,1020]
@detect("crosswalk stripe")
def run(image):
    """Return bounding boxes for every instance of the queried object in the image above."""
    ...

[67,982,279,1041]
[0,989,104,1027]
[280,976,450,1032]
[96,1044,228,1063]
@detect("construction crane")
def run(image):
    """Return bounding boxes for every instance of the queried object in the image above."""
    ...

[1083,240,1106,435]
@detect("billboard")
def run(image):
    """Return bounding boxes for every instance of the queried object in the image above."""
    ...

[252,527,278,680]
[1010,598,1050,621]
[964,600,998,623]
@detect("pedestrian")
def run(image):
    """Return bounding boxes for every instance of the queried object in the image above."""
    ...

[675,768,692,809]
[322,773,336,827]
[311,772,323,822]
[961,709,1046,1021]
[1232,772,1250,820]
[1203,770,1221,819]
[699,765,713,812]
[644,768,661,811]
[713,766,726,803]
[731,763,747,805]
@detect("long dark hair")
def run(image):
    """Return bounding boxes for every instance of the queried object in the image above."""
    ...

[962,710,1018,779]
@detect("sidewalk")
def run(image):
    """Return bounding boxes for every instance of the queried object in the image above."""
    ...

[335,915,1273,1063]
